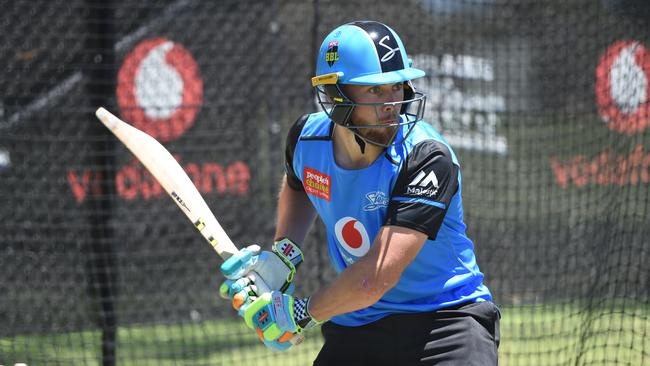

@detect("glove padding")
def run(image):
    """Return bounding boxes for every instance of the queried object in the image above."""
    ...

[243,291,321,351]
[220,238,303,311]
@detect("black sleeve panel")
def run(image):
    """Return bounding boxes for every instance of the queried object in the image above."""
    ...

[284,114,310,191]
[385,140,459,239]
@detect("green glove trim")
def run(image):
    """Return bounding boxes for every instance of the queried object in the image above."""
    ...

[272,238,304,289]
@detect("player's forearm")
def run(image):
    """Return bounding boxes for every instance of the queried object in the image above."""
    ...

[306,226,427,322]
[274,176,317,244]
[307,254,398,321]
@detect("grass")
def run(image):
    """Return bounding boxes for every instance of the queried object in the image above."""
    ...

[0,319,322,366]
[499,302,649,366]
[1,303,648,366]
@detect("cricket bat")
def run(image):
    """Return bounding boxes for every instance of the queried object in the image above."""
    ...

[95,107,305,346]
[94,107,270,293]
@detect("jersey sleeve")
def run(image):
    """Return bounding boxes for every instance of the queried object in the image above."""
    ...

[385,140,459,239]
[284,114,309,191]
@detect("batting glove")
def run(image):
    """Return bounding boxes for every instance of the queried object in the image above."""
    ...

[242,291,323,351]
[219,238,303,311]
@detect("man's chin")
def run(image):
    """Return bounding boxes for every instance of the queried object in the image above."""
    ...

[361,127,397,146]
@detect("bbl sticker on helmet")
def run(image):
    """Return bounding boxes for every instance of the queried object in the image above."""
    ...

[326,41,339,67]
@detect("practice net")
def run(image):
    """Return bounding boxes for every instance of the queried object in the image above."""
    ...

[0,0,648,365]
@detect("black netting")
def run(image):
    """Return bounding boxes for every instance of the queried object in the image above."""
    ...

[1,0,648,365]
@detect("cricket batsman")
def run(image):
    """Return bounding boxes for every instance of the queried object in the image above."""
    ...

[220,20,500,365]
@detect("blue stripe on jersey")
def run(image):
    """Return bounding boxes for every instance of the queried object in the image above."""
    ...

[391,196,447,209]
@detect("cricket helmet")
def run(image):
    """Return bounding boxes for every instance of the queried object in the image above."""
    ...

[312,21,427,148]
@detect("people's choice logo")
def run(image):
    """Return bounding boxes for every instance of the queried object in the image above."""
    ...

[595,40,650,134]
[303,167,331,201]
[117,37,204,142]
[378,35,400,62]
[334,217,371,258]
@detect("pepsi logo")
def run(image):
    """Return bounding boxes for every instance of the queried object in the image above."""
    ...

[334,217,371,258]
[117,37,203,142]
[595,40,650,134]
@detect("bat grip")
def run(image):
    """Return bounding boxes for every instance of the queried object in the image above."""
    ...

[244,271,306,346]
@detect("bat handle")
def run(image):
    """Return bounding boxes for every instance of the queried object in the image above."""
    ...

[245,271,306,346]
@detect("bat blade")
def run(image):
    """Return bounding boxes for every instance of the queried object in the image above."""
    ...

[95,107,238,259]
[95,107,304,345]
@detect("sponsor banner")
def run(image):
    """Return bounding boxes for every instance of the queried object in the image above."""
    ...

[117,37,203,142]
[595,40,650,135]
[549,39,650,189]
[412,50,515,155]
[550,144,650,188]
[67,159,250,203]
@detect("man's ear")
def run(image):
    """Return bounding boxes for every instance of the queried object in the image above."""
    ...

[401,81,415,114]
[403,81,415,100]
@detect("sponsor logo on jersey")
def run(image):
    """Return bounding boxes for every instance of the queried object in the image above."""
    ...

[363,191,389,211]
[406,170,439,197]
[303,167,331,201]
[334,217,371,259]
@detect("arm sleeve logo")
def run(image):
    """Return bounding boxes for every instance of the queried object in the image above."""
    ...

[406,170,440,198]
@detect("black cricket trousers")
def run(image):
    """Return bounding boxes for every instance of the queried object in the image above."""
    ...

[313,301,500,366]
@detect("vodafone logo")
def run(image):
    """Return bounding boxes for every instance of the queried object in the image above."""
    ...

[334,217,371,258]
[595,40,650,134]
[117,37,203,142]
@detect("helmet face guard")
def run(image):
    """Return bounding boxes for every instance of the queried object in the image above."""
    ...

[313,77,426,147]
[312,21,427,148]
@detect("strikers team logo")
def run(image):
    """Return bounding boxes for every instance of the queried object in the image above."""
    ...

[117,37,204,142]
[595,40,650,134]
[326,41,339,67]
[378,35,400,63]
[363,191,389,211]
[334,217,371,258]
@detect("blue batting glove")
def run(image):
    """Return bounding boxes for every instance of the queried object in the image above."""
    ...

[242,291,322,351]
[219,277,258,315]
[219,238,303,312]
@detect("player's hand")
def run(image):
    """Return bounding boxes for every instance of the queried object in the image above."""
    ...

[242,291,321,351]
[219,238,303,311]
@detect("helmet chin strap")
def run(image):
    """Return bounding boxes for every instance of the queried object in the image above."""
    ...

[353,134,366,154]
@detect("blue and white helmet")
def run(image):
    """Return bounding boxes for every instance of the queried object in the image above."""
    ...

[312,21,427,148]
